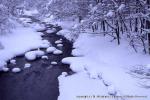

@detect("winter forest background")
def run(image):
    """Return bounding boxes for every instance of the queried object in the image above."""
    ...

[0,0,150,53]
[1,0,150,100]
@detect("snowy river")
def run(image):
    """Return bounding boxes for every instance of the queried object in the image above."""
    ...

[0,16,73,100]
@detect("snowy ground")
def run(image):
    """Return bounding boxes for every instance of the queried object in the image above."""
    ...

[0,22,44,70]
[59,33,150,100]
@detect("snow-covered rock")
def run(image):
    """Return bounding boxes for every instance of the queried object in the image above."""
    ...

[36,50,45,57]
[46,28,56,34]
[61,72,68,77]
[42,40,49,44]
[12,68,21,73]
[25,51,36,61]
[42,56,48,59]
[51,61,58,65]
[10,59,16,64]
[25,50,45,61]
[46,47,56,53]
[55,40,62,44]
[53,49,63,55]
[2,67,9,72]
[24,63,31,68]
[57,44,63,47]
[40,40,51,48]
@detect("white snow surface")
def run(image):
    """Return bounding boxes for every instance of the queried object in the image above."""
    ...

[23,9,38,16]
[58,72,113,100]
[0,26,44,69]
[60,33,150,100]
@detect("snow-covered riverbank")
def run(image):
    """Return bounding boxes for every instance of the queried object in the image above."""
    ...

[58,33,150,100]
[0,25,44,69]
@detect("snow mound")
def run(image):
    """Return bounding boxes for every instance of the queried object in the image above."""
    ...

[51,61,58,65]
[61,72,68,77]
[57,44,63,47]
[42,56,48,59]
[2,67,9,72]
[55,40,62,44]
[25,50,45,61]
[10,59,16,64]
[12,68,21,73]
[53,49,63,55]
[40,40,51,48]
[62,57,85,72]
[24,63,31,68]
[46,47,56,53]
[46,28,56,34]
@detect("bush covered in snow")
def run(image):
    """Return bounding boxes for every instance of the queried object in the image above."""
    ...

[130,65,150,76]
